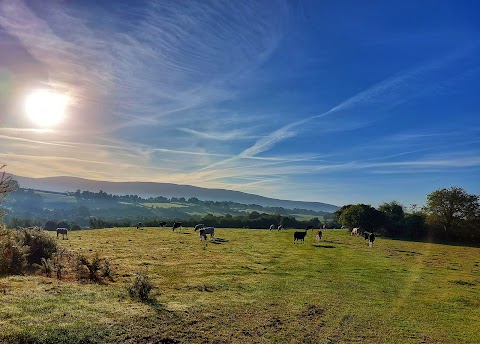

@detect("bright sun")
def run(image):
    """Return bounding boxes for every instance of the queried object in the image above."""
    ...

[25,89,69,127]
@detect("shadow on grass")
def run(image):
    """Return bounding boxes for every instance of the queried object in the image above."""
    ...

[388,236,480,248]
[210,238,229,244]
[312,244,336,249]
[394,249,422,255]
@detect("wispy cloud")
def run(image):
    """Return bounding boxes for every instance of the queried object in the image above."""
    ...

[1,0,479,206]
[178,127,262,141]
[0,0,287,130]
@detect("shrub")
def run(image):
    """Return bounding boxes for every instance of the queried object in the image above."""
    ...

[127,272,155,302]
[101,258,112,279]
[0,230,28,274]
[76,253,102,282]
[18,227,58,265]
[40,257,54,277]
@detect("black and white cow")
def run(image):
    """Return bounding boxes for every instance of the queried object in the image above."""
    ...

[194,224,205,231]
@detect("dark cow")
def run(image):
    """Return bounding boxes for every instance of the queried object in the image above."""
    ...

[136,222,143,230]
[56,227,68,240]
[172,222,182,231]
[294,229,308,243]
[159,221,166,227]
[306,225,314,230]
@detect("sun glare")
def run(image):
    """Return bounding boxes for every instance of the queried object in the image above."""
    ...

[25,89,69,127]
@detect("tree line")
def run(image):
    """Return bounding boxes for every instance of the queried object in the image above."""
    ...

[333,187,479,244]
[0,169,478,245]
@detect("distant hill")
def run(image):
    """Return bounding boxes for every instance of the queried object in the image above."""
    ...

[10,174,339,212]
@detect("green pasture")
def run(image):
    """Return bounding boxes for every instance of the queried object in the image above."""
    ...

[142,202,188,209]
[291,213,325,221]
[37,192,77,203]
[1,228,479,343]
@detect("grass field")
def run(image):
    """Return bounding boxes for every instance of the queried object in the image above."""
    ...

[1,227,479,343]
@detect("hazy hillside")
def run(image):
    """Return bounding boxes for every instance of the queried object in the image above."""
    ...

[10,174,339,212]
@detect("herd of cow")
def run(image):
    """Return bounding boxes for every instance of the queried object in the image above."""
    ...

[132,222,376,247]
[54,221,376,247]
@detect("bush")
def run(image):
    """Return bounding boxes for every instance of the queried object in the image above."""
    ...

[19,227,58,265]
[76,253,102,282]
[127,272,155,302]
[0,230,28,274]
[101,258,113,279]
[40,257,54,277]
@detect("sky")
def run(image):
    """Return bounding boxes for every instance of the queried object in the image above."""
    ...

[0,0,479,208]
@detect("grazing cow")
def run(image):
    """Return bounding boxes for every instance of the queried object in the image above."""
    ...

[294,229,308,243]
[315,230,323,242]
[368,232,376,248]
[306,225,314,230]
[194,224,205,231]
[277,225,284,231]
[172,222,182,231]
[202,226,215,239]
[351,227,360,236]
[56,227,68,240]
[159,221,166,227]
[199,229,207,241]
[269,224,275,231]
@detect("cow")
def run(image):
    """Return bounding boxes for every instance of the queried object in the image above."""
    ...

[278,225,284,231]
[201,226,215,239]
[269,224,275,231]
[368,232,376,248]
[159,221,166,227]
[56,227,68,240]
[306,225,314,230]
[136,222,143,230]
[351,227,360,236]
[172,222,182,231]
[294,229,308,243]
[194,224,205,231]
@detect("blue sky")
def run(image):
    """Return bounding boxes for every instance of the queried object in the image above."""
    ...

[0,0,479,208]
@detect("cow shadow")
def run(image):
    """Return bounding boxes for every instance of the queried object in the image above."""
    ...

[210,238,229,244]
[312,244,336,249]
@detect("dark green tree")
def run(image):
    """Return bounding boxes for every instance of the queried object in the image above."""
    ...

[339,204,384,230]
[423,187,480,240]
[378,201,405,236]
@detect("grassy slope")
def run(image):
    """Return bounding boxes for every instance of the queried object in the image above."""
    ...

[1,228,479,343]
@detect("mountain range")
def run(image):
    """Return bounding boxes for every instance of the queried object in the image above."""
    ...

[9,174,339,212]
